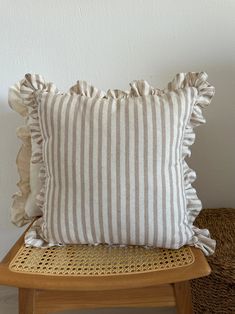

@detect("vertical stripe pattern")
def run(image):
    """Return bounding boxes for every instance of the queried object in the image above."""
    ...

[38,88,197,248]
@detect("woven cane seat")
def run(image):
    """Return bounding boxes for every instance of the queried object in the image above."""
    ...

[9,244,194,276]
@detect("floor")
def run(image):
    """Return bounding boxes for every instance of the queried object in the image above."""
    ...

[0,286,176,314]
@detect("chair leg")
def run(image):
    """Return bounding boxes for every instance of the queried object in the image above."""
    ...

[19,288,36,314]
[173,281,194,314]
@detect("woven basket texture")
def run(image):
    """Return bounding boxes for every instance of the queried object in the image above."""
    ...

[191,208,235,314]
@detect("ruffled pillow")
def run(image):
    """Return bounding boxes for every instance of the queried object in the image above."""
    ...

[9,72,215,255]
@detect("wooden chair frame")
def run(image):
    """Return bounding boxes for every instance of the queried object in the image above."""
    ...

[0,230,211,314]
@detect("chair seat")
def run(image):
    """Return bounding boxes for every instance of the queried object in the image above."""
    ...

[0,230,210,291]
[9,243,194,276]
[0,225,211,314]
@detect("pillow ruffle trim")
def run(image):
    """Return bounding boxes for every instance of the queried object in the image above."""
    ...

[8,75,58,226]
[165,72,216,255]
[9,84,31,226]
[11,125,32,226]
[10,72,215,255]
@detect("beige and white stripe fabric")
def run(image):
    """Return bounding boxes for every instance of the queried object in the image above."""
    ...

[10,72,216,255]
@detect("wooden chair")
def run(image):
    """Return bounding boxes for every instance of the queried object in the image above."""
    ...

[0,229,210,314]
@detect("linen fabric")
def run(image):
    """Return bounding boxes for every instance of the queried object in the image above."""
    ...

[9,79,57,226]
[9,72,216,255]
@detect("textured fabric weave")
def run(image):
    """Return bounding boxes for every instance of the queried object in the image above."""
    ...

[39,89,194,248]
[10,72,216,255]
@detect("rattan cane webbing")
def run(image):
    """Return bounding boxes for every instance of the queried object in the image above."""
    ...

[9,244,194,276]
[191,208,235,314]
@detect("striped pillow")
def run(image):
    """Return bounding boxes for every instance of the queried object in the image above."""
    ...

[11,72,216,255]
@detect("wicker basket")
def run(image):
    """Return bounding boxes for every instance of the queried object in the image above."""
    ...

[191,208,235,314]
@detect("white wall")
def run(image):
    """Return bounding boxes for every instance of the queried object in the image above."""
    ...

[0,0,234,261]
